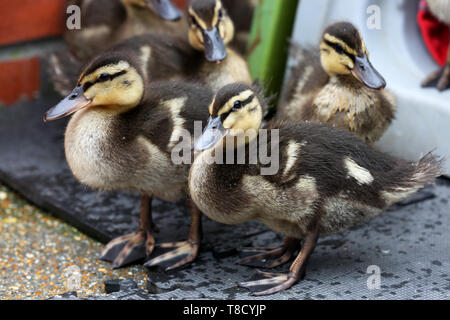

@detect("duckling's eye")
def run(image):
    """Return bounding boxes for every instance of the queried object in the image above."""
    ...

[218,9,223,19]
[190,16,200,28]
[98,73,111,82]
[334,43,345,54]
[232,100,242,111]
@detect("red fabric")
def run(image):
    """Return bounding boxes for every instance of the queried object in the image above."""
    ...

[417,0,449,66]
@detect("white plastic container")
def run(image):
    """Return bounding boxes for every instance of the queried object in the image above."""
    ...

[287,0,450,175]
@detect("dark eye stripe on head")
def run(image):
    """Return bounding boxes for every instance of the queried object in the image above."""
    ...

[220,94,255,121]
[82,70,127,91]
[324,40,356,61]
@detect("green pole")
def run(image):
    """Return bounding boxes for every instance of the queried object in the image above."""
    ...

[247,0,299,111]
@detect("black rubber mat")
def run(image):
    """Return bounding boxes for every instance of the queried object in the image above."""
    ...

[1,99,449,299]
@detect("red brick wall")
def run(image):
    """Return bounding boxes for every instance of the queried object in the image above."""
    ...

[0,0,188,106]
[0,0,66,47]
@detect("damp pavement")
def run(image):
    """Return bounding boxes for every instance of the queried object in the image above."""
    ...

[1,179,449,300]
[0,183,148,300]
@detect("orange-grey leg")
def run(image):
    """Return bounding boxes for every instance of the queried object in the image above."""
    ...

[237,237,300,268]
[145,199,202,271]
[238,225,319,296]
[101,194,157,268]
[422,34,450,91]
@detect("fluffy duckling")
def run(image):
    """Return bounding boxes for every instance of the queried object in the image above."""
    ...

[65,0,183,61]
[44,51,213,270]
[190,83,444,296]
[185,0,251,90]
[51,0,251,96]
[422,0,450,91]
[278,22,396,145]
[50,0,183,96]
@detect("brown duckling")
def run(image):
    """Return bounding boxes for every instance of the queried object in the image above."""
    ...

[50,0,184,96]
[190,83,444,295]
[44,51,212,270]
[182,0,251,90]
[65,0,183,61]
[51,0,251,96]
[278,22,396,145]
[422,0,450,91]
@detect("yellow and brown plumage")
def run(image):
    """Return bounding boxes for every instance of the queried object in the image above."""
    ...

[50,0,251,96]
[50,0,184,96]
[64,0,184,61]
[190,82,443,296]
[278,22,396,145]
[44,51,213,270]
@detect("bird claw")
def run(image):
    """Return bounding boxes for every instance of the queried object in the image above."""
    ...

[236,243,299,268]
[100,230,154,269]
[238,270,302,296]
[144,240,199,271]
[422,63,450,91]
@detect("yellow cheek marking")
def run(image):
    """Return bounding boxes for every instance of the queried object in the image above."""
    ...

[323,33,358,56]
[320,42,354,74]
[217,90,254,116]
[223,101,261,132]
[189,8,208,30]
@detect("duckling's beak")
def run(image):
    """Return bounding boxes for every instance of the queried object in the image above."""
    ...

[193,116,228,151]
[351,54,386,90]
[203,27,227,62]
[44,86,92,122]
[147,0,182,21]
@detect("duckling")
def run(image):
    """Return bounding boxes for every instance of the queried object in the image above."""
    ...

[422,0,450,91]
[190,83,444,296]
[278,22,396,145]
[44,51,213,270]
[51,0,251,96]
[65,0,183,61]
[50,0,184,96]
[184,0,252,89]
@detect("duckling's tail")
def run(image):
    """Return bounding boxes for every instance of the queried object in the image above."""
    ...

[47,50,83,97]
[382,153,445,205]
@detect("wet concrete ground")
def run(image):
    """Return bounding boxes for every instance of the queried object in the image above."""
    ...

[0,183,148,300]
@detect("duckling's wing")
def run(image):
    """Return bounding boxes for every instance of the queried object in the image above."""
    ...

[276,122,444,208]
[278,44,329,118]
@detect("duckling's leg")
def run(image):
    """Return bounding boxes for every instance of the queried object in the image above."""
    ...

[422,36,450,91]
[238,226,319,296]
[144,199,202,271]
[100,195,157,268]
[236,237,300,268]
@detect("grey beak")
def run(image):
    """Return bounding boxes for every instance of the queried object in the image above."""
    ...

[193,116,228,151]
[44,85,92,122]
[147,0,182,21]
[352,54,386,90]
[202,27,227,62]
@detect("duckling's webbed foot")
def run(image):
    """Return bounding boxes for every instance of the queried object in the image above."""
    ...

[100,195,156,269]
[238,227,318,296]
[145,200,202,271]
[236,237,300,268]
[422,63,450,91]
